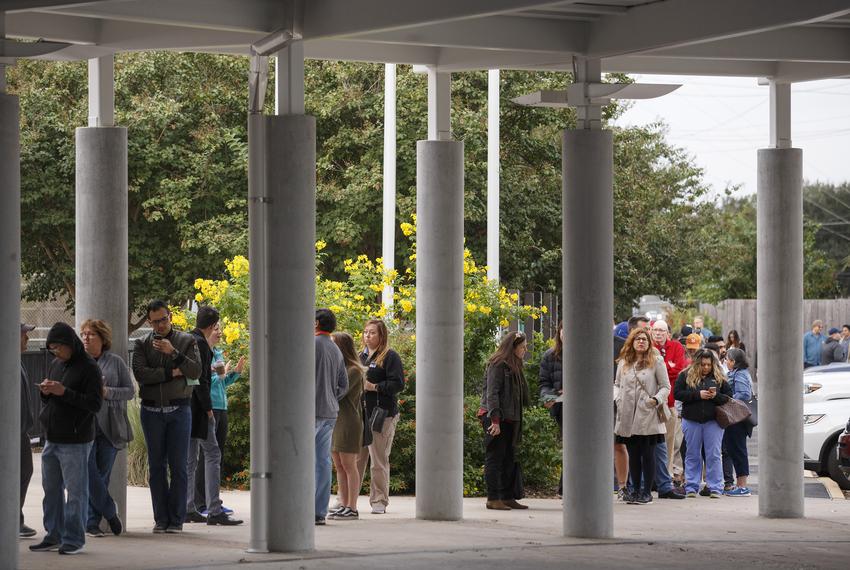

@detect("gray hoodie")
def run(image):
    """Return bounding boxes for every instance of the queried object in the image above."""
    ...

[315,333,348,419]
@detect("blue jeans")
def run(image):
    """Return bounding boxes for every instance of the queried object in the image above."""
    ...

[654,435,674,494]
[682,418,725,494]
[42,440,93,548]
[315,418,336,518]
[140,405,191,527]
[87,431,119,529]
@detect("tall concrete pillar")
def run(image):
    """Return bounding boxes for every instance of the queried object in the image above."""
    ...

[757,147,804,518]
[0,89,22,570]
[264,115,317,550]
[75,126,129,526]
[415,140,465,521]
[562,129,614,538]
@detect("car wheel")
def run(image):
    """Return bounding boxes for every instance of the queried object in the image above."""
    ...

[826,442,850,490]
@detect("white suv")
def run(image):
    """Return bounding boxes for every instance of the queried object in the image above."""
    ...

[803,363,850,489]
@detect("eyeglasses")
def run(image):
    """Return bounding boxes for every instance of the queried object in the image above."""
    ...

[150,315,170,326]
[80,331,99,338]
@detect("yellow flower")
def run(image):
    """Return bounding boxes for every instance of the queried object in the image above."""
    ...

[409,253,416,261]
[400,223,415,237]
[541,305,548,314]
[170,312,188,330]
[316,240,327,252]
[510,293,519,302]
[195,293,204,303]
[466,303,477,313]
[223,321,241,344]
[479,306,492,315]
[400,299,413,313]
[499,318,510,328]
[226,255,249,279]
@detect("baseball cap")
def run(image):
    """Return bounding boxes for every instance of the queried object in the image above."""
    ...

[685,333,702,349]
[828,327,840,335]
[20,323,35,333]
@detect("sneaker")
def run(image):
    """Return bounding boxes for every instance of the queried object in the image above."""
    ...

[330,499,344,512]
[58,544,85,555]
[184,511,207,523]
[334,507,359,520]
[19,524,37,538]
[153,523,168,534]
[699,486,711,497]
[636,493,653,505]
[709,491,723,499]
[327,505,347,518]
[371,504,386,514]
[108,515,123,536]
[29,540,60,552]
[726,487,752,497]
[86,526,105,538]
[617,488,628,502]
[315,516,326,526]
[658,489,686,500]
[626,493,640,505]
[165,524,183,533]
[686,492,697,498]
[207,512,244,526]
[724,483,735,492]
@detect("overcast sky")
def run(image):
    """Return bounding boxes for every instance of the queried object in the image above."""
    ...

[612,75,850,199]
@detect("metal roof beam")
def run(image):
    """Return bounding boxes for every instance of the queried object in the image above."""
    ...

[648,26,850,63]
[586,0,850,58]
[346,15,587,54]
[303,0,574,38]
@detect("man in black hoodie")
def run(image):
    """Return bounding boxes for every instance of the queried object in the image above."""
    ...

[185,306,241,526]
[29,322,102,556]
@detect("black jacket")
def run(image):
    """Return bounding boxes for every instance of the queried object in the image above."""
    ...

[360,349,405,418]
[674,370,732,424]
[821,337,847,365]
[21,364,34,435]
[190,328,214,439]
[538,348,563,419]
[40,322,103,444]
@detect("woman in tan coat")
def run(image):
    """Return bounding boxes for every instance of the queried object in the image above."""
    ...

[614,327,670,505]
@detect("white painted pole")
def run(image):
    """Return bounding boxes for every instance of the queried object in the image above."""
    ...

[486,69,500,283]
[382,64,397,307]
[427,67,451,141]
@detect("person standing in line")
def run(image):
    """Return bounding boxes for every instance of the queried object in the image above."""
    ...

[328,332,365,520]
[479,331,531,510]
[355,318,405,515]
[722,348,754,497]
[649,320,686,499]
[840,325,850,362]
[185,307,242,526]
[539,321,563,496]
[314,309,349,525]
[613,316,649,498]
[692,316,713,341]
[132,300,202,534]
[29,322,103,555]
[19,323,37,539]
[726,330,746,353]
[821,327,847,365]
[674,349,732,499]
[194,347,245,516]
[803,319,825,368]
[81,319,134,538]
[614,328,670,505]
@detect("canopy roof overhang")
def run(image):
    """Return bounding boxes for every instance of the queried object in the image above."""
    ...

[3,0,850,83]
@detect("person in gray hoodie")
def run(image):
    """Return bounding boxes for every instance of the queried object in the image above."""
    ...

[821,328,847,365]
[314,308,348,525]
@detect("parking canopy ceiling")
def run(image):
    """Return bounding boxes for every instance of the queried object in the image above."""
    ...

[3,0,850,81]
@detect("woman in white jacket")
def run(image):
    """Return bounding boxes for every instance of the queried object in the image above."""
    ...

[614,327,670,505]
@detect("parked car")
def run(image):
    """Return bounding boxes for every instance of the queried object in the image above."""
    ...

[837,418,850,486]
[803,364,850,489]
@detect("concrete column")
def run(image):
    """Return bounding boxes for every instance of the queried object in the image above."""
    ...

[264,115,317,550]
[415,140,464,521]
[0,89,22,570]
[562,129,614,538]
[75,126,128,526]
[382,63,397,307]
[757,147,804,518]
[486,69,500,283]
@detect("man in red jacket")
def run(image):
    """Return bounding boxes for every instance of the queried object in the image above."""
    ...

[651,320,688,488]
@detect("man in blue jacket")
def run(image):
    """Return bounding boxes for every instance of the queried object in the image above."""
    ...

[803,320,825,368]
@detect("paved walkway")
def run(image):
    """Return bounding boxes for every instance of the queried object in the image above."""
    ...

[18,453,850,569]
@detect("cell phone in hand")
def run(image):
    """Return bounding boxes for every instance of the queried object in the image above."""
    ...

[153,334,163,341]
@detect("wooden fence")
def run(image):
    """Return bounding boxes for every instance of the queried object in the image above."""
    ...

[699,299,850,365]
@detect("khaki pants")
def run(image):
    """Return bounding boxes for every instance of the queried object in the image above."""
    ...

[665,411,684,479]
[356,413,399,507]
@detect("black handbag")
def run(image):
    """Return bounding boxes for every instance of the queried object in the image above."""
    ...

[746,395,758,427]
[369,404,387,434]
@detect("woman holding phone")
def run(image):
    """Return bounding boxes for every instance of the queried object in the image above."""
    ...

[674,349,733,498]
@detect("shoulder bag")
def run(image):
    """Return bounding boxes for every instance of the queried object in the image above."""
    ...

[715,397,752,428]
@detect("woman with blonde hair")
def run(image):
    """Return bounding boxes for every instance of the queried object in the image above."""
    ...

[674,349,733,498]
[614,327,670,504]
[80,319,134,537]
[328,332,365,520]
[479,331,531,510]
[356,319,405,514]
